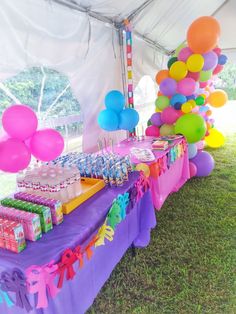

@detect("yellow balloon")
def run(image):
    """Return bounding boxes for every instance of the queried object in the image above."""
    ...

[136,163,150,177]
[205,128,225,148]
[188,99,196,108]
[186,54,204,72]
[181,102,193,113]
[155,107,162,113]
[208,90,228,108]
[169,61,188,81]
[160,124,175,136]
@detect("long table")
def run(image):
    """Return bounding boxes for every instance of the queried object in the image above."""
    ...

[0,172,156,314]
[114,136,190,209]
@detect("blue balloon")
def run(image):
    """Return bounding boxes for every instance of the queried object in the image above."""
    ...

[188,143,197,159]
[170,94,187,106]
[119,108,139,131]
[199,106,209,113]
[218,54,227,65]
[105,90,125,113]
[174,102,182,110]
[97,109,119,131]
[186,95,195,100]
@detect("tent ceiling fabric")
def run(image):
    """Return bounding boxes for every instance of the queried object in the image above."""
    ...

[55,0,235,54]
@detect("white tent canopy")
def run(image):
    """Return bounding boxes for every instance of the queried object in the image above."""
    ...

[0,0,235,152]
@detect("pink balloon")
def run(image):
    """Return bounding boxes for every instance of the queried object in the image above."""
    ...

[177,78,196,96]
[196,140,205,150]
[213,64,223,75]
[178,47,192,62]
[187,71,200,81]
[2,105,38,141]
[161,107,180,124]
[0,138,31,173]
[189,161,197,177]
[213,47,221,56]
[145,125,160,137]
[30,129,64,162]
[199,81,209,88]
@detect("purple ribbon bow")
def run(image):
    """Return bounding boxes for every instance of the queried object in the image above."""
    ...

[1,268,32,312]
[127,186,138,214]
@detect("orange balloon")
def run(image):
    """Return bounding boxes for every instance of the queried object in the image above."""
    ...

[208,90,228,108]
[155,70,169,85]
[157,91,163,96]
[187,16,221,54]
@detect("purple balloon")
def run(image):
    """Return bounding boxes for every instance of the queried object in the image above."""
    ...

[191,151,215,177]
[202,51,218,71]
[160,78,177,96]
[150,112,163,127]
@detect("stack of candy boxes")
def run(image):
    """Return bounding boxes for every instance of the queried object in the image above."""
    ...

[0,194,63,253]
[0,218,26,253]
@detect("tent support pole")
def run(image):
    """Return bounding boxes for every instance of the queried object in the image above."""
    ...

[119,29,127,103]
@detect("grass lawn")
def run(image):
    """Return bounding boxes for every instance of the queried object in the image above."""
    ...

[89,134,236,314]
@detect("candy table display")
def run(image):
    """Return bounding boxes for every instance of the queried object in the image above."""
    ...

[113,136,190,209]
[0,172,156,314]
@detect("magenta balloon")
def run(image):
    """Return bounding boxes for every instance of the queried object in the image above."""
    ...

[0,138,31,173]
[202,51,218,70]
[189,161,197,177]
[161,107,180,124]
[145,125,160,137]
[30,129,64,162]
[150,113,163,126]
[2,105,38,141]
[178,47,192,62]
[177,78,196,96]
[191,151,214,177]
[160,78,177,96]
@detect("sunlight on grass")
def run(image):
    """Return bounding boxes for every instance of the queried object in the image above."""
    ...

[89,134,236,314]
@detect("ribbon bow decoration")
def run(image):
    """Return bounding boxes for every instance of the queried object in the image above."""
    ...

[1,268,32,312]
[74,246,84,269]
[57,249,76,289]
[84,235,99,260]
[135,177,144,203]
[26,261,59,309]
[95,223,114,247]
[140,174,150,193]
[117,193,130,220]
[127,186,138,213]
[107,202,122,230]
[0,288,14,308]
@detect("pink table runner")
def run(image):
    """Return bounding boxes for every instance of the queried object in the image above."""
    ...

[113,136,190,210]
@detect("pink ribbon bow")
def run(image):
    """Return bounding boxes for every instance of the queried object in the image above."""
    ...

[57,248,77,289]
[140,173,150,193]
[135,178,144,203]
[26,261,59,309]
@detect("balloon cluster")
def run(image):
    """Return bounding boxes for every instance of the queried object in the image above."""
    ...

[146,16,228,177]
[97,90,139,132]
[0,105,64,173]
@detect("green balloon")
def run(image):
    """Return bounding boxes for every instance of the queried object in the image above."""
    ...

[155,96,170,110]
[195,96,205,106]
[199,70,212,82]
[147,119,152,126]
[174,42,187,57]
[175,113,206,143]
[167,57,178,69]
[160,124,175,136]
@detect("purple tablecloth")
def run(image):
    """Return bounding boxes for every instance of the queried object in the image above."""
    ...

[114,137,190,209]
[0,172,156,314]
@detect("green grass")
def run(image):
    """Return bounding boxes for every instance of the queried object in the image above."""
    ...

[89,135,236,314]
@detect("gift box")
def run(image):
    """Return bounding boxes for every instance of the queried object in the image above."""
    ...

[0,218,26,253]
[14,192,63,225]
[1,198,53,233]
[0,206,42,241]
